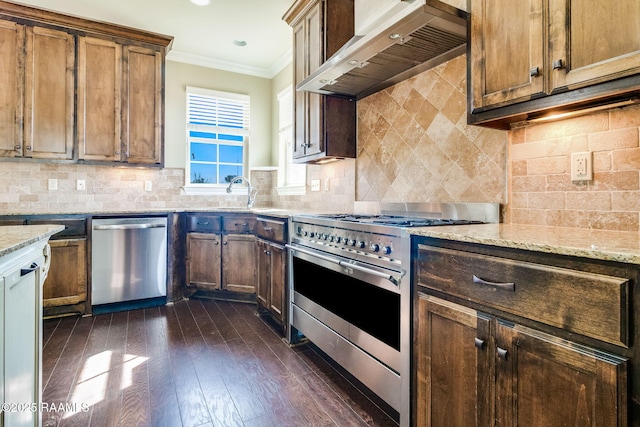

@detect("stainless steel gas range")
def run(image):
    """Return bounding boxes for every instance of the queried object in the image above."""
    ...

[286,203,499,426]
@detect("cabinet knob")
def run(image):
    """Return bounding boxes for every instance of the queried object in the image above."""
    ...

[115,151,120,155]
[215,241,219,245]
[25,145,31,150]
[529,66,540,77]
[14,145,21,150]
[552,59,564,70]
[474,338,485,350]
[497,347,508,360]
[223,241,228,245]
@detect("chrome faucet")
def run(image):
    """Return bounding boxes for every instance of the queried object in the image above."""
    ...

[226,176,258,209]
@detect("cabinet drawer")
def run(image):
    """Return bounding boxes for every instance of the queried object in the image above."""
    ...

[30,218,86,238]
[186,214,221,233]
[417,244,629,347]
[255,217,287,243]
[222,215,255,234]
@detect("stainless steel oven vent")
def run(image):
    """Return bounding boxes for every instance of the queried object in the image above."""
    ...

[297,0,468,100]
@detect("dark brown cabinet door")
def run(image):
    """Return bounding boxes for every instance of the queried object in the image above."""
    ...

[469,0,545,111]
[0,19,24,158]
[123,45,162,165]
[495,321,627,427]
[416,294,493,427]
[268,243,286,324]
[43,238,87,309]
[256,239,271,308]
[24,26,75,160]
[549,0,640,93]
[222,234,257,293]
[186,233,222,291]
[77,36,121,162]
[285,0,355,163]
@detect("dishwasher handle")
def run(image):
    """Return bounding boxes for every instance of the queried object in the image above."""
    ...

[93,223,167,231]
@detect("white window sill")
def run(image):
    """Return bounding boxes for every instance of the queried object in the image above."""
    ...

[276,185,306,196]
[182,185,248,196]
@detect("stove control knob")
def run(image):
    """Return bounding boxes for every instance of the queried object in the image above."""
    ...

[303,231,309,237]
[371,243,381,252]
[383,246,392,255]
[335,236,342,243]
[349,239,357,247]
[324,234,329,240]
[358,241,366,249]
[309,232,316,238]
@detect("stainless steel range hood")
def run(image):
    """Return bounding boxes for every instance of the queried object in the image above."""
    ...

[297,0,468,100]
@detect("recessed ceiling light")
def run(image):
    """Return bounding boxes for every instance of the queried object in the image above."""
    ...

[190,0,210,6]
[233,40,247,47]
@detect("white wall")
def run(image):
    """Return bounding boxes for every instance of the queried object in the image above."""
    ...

[164,60,276,169]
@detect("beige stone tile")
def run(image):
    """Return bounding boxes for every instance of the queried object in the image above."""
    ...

[588,127,639,151]
[566,191,611,211]
[526,156,567,175]
[609,104,640,129]
[612,147,640,171]
[590,171,639,191]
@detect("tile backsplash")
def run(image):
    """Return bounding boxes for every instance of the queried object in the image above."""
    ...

[508,104,640,231]
[0,163,277,215]
[356,55,508,204]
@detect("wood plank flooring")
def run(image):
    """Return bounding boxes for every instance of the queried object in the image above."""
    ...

[41,299,398,427]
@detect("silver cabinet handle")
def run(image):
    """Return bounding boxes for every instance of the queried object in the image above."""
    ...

[474,338,485,350]
[473,275,515,291]
[529,66,540,77]
[497,347,508,360]
[553,59,564,69]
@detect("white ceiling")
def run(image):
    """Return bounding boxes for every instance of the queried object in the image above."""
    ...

[13,0,294,78]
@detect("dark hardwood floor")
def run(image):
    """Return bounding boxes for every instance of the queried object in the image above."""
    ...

[41,299,398,427]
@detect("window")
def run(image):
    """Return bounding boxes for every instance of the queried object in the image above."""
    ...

[277,86,305,194]
[186,87,249,187]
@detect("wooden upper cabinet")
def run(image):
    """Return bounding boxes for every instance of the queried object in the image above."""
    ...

[284,0,356,163]
[469,0,545,111]
[0,19,23,158]
[123,45,163,165]
[24,26,75,160]
[469,0,640,127]
[0,0,172,165]
[77,37,121,162]
[548,0,640,92]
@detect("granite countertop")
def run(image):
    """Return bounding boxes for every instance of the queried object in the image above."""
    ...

[0,225,65,258]
[410,223,640,265]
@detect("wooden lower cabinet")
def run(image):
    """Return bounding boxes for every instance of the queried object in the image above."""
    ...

[416,293,627,427]
[221,234,257,293]
[257,239,287,328]
[416,295,493,427]
[186,232,221,290]
[186,229,256,295]
[43,238,88,316]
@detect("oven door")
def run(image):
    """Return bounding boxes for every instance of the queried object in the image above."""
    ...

[286,243,404,372]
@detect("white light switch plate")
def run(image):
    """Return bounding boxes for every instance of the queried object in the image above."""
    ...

[48,178,58,191]
[311,179,320,192]
[144,180,153,191]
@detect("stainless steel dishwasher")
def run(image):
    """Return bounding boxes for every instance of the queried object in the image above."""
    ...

[91,217,167,306]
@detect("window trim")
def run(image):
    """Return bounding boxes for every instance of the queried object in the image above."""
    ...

[276,85,306,196]
[183,86,249,194]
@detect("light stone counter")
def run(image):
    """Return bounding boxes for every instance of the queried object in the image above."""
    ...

[409,223,640,265]
[0,225,65,258]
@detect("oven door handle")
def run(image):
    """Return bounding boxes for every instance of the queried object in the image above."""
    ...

[286,244,404,286]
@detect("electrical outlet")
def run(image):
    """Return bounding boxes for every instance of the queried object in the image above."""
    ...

[571,152,593,182]
[48,178,58,191]
[144,180,153,191]
[311,179,320,192]
[324,178,330,191]
[76,179,86,191]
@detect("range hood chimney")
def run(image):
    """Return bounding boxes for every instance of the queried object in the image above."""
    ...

[297,0,468,100]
